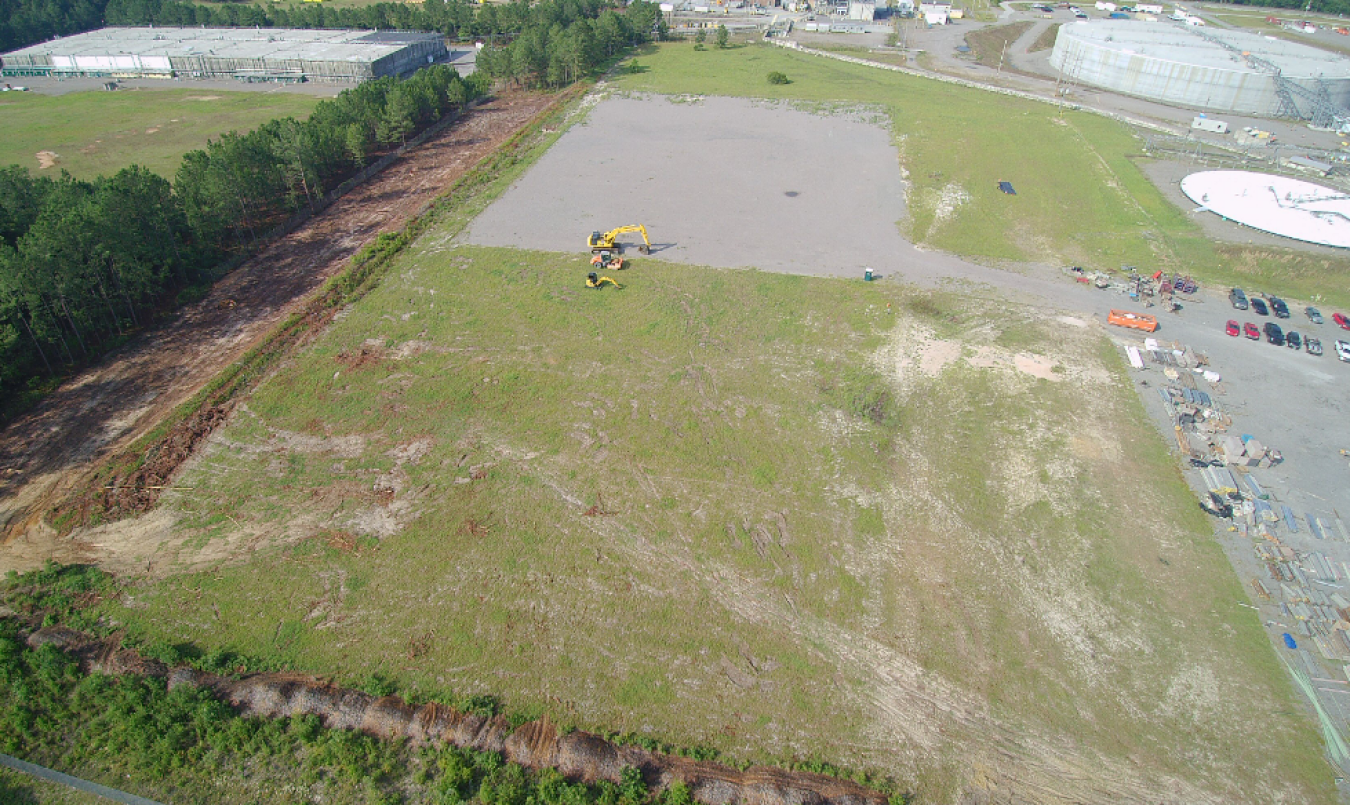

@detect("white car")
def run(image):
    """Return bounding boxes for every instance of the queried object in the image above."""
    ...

[1337,340,1350,363]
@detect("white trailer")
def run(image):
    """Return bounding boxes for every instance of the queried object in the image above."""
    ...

[1191,116,1229,134]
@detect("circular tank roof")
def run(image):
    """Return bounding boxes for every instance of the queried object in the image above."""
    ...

[1059,21,1350,81]
[1181,170,1350,249]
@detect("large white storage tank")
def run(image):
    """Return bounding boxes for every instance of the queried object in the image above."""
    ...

[1049,20,1350,117]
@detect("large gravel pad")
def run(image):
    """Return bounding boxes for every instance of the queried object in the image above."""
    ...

[466,94,925,280]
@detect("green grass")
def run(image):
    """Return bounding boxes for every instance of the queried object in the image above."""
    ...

[963,21,1034,68]
[0,767,108,805]
[95,240,1332,801]
[1028,22,1060,52]
[608,42,1350,309]
[0,88,324,179]
[50,43,1339,803]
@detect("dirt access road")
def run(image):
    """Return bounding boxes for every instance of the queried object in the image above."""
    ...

[0,90,556,573]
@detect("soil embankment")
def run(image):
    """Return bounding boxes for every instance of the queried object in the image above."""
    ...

[28,627,887,805]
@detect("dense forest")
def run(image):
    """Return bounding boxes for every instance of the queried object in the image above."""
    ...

[0,65,489,421]
[0,0,660,423]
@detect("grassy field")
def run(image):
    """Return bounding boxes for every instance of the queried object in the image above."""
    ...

[65,44,1337,803]
[96,231,1334,805]
[0,88,323,180]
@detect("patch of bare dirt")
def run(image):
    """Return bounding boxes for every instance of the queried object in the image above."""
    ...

[0,90,559,574]
[35,150,58,169]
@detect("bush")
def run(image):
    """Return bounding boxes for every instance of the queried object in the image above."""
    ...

[767,71,790,85]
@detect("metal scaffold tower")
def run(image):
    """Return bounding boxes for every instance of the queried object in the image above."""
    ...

[1188,24,1350,129]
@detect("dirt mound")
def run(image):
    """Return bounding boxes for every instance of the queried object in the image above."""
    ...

[28,627,886,805]
[92,404,233,519]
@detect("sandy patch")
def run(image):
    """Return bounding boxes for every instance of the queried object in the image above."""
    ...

[921,182,971,241]
[1013,353,1061,381]
[1055,315,1087,328]
[186,95,221,101]
[35,151,58,169]
[145,127,160,134]
[917,339,961,377]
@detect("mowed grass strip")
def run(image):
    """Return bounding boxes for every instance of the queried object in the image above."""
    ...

[104,242,1330,802]
[609,42,1350,308]
[0,88,323,179]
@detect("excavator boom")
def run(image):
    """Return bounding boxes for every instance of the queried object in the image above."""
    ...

[587,224,651,254]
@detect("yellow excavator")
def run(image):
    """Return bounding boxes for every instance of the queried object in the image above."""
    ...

[587,225,651,255]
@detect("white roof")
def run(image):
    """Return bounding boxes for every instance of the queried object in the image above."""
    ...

[1181,170,1350,249]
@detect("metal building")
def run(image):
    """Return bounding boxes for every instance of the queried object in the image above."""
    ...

[1051,20,1350,125]
[1,27,447,83]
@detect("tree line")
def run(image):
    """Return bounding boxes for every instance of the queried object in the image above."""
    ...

[475,1,666,88]
[4,0,666,58]
[0,65,488,422]
[0,0,109,53]
[102,0,663,45]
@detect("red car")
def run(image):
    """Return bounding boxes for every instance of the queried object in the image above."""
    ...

[1335,312,1350,331]
[1243,322,1260,340]
[1225,320,1240,336]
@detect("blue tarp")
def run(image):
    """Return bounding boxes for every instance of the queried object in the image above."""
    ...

[998,181,1017,195]
[1283,633,1298,650]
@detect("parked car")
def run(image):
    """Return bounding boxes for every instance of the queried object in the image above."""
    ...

[1306,306,1324,324]
[1306,337,1323,356]
[1286,331,1301,350]
[1229,288,1249,310]
[1244,322,1260,340]
[1264,322,1284,345]
[1337,339,1350,362]
[1269,297,1290,318]
[1252,298,1269,316]
[1335,312,1350,330]
[1225,320,1240,337]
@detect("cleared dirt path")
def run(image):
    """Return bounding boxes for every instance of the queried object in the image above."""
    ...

[0,91,556,572]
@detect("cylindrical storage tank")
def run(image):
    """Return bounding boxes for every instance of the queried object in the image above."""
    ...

[1050,20,1350,117]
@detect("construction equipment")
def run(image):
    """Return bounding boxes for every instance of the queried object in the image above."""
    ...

[587,225,651,255]
[591,251,624,270]
[586,273,623,290]
[1108,309,1159,332]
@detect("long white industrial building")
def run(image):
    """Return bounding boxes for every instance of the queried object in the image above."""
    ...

[1,27,447,83]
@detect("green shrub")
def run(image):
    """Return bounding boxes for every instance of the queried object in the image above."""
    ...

[767,71,790,85]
